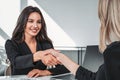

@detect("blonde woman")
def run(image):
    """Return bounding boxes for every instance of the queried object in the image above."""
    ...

[51,0,120,80]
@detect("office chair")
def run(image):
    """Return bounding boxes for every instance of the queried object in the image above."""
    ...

[82,45,103,72]
[4,65,11,76]
[4,59,11,76]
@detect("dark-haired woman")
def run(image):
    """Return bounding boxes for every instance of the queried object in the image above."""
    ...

[5,6,69,78]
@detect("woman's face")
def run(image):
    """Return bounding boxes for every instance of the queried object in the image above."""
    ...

[25,12,42,38]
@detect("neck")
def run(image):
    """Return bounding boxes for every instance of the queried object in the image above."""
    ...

[25,36,36,44]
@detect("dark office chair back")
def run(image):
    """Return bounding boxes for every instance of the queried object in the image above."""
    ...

[83,45,103,72]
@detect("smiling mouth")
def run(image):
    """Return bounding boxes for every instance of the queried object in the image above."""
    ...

[31,29,39,33]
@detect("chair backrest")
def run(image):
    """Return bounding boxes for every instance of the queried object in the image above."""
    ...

[82,45,103,72]
[4,65,11,76]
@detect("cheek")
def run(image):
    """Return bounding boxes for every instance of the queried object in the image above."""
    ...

[38,26,42,31]
[25,24,31,29]
[24,26,32,34]
[25,26,30,32]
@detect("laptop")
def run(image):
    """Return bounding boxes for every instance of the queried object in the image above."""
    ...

[51,73,76,80]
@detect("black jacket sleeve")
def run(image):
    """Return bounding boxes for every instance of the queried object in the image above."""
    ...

[48,64,70,75]
[103,41,120,80]
[75,66,96,80]
[5,40,35,69]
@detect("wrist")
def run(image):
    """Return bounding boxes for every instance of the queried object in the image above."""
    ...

[33,51,42,62]
[56,53,65,62]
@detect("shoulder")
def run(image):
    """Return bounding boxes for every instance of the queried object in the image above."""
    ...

[5,39,18,48]
[107,41,120,50]
[5,39,12,46]
[103,41,120,60]
[103,42,120,79]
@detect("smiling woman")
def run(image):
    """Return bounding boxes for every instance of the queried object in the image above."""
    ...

[5,6,69,77]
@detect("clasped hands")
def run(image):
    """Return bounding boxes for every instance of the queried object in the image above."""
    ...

[41,49,61,66]
[33,49,61,66]
[28,49,61,77]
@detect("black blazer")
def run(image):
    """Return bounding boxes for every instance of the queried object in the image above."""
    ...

[5,40,69,75]
[75,41,120,80]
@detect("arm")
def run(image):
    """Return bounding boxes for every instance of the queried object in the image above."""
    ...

[51,52,79,75]
[5,40,56,69]
[51,52,96,80]
[75,66,96,80]
[5,40,35,69]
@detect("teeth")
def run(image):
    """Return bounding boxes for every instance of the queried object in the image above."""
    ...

[32,29,37,32]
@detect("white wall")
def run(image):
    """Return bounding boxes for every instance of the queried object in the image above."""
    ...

[0,0,20,46]
[34,0,100,47]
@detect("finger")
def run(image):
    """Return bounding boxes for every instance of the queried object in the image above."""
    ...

[50,51,60,57]
[27,71,32,78]
[50,56,58,65]
[56,60,62,64]
[43,51,50,55]
[46,49,59,54]
[45,60,54,66]
[42,54,59,66]
[31,73,38,78]
[34,73,40,78]
[42,60,46,65]
[27,72,36,78]
[42,59,53,66]
[27,73,33,78]
[45,58,57,66]
[46,55,58,65]
[55,50,61,53]
[45,49,54,53]
[48,55,62,65]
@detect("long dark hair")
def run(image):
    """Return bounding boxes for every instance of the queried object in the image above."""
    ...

[12,6,52,43]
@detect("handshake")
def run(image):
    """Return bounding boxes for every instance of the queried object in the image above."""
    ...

[28,49,67,77]
[33,49,63,67]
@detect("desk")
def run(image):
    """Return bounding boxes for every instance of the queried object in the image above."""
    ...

[0,73,76,80]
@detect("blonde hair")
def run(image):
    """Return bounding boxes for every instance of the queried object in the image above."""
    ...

[98,0,120,52]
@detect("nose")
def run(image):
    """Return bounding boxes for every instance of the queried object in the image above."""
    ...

[33,23,37,27]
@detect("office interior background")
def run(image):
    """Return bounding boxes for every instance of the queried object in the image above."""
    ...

[0,0,102,75]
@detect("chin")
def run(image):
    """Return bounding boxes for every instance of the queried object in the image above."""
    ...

[30,32,39,36]
[31,33,38,37]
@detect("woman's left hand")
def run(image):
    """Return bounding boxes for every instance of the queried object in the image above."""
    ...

[27,69,51,78]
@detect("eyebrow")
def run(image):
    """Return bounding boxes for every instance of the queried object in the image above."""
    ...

[28,18,41,21]
[28,18,34,20]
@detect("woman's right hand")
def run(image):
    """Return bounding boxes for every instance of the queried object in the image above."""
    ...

[42,53,61,66]
[33,49,60,66]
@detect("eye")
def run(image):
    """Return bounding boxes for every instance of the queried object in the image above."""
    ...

[37,20,42,24]
[28,20,33,23]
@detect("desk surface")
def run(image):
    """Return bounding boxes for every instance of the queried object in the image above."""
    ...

[0,73,76,80]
